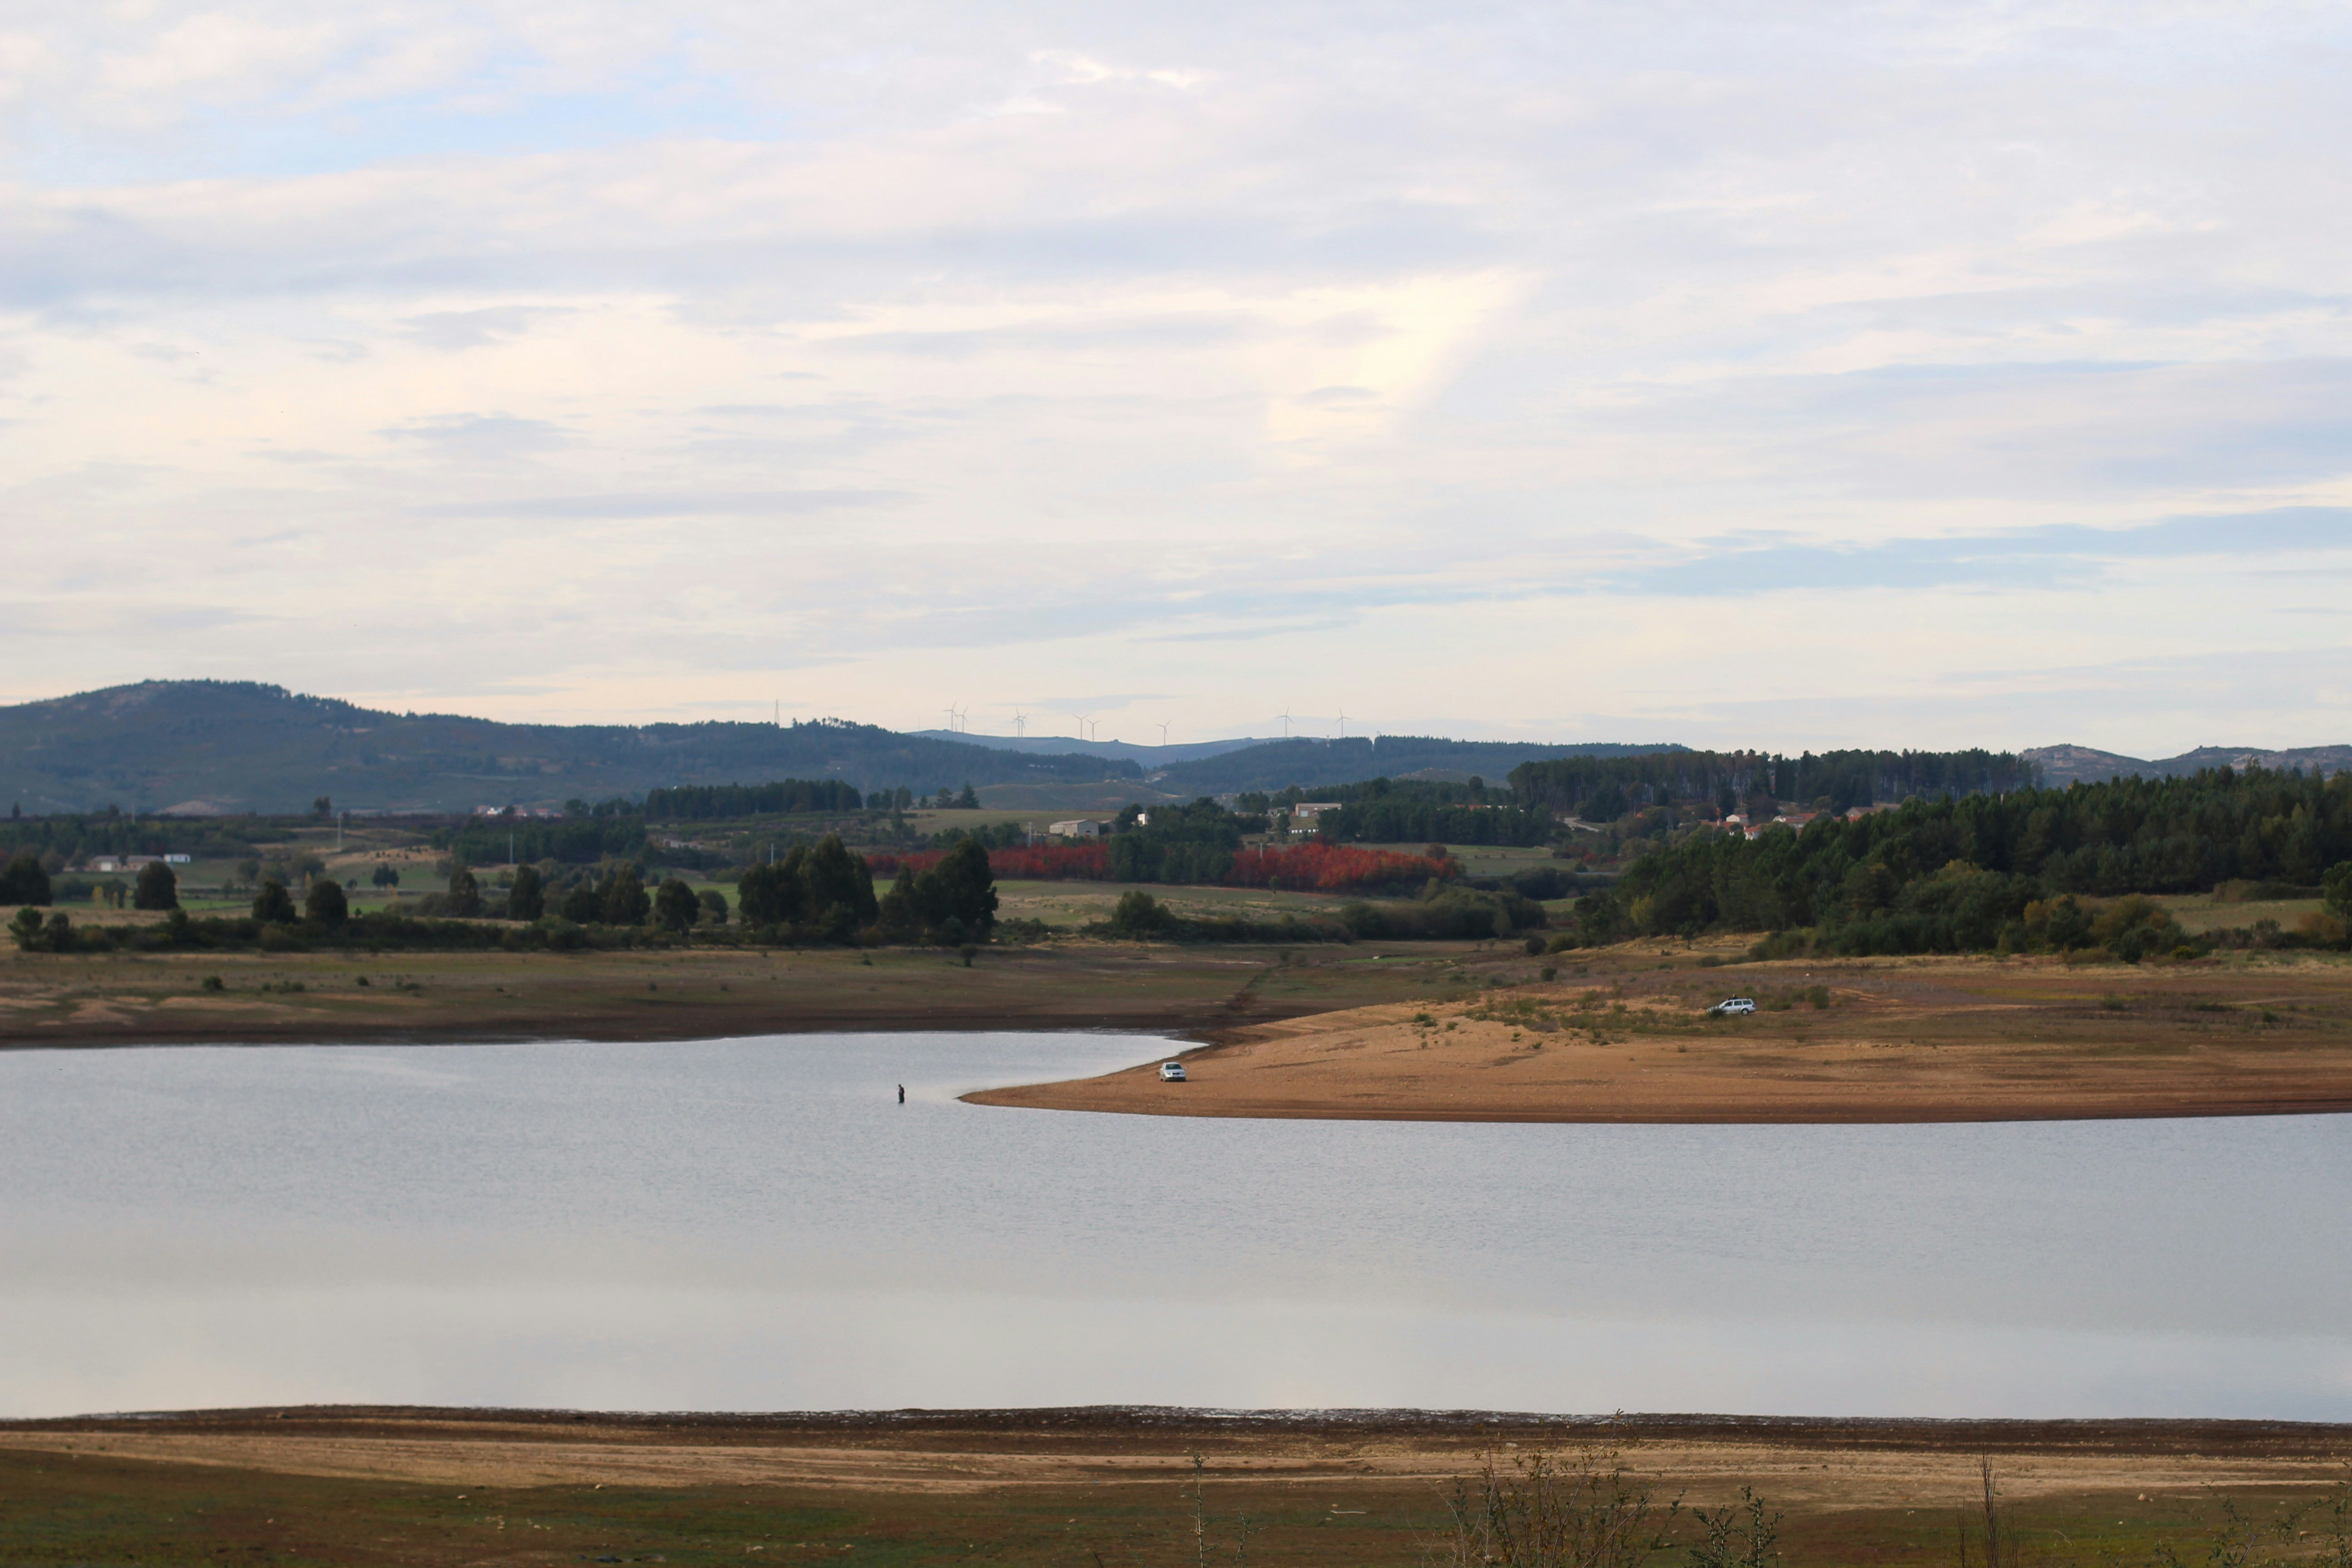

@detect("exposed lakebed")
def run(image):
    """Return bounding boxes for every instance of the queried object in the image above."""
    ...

[2,1032,2347,1419]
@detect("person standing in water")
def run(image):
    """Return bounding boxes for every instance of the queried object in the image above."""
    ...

[897,1083,905,1103]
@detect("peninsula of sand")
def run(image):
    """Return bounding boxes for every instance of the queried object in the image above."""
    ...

[965,950,2352,1124]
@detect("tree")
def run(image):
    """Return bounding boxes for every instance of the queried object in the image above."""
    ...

[0,851,51,906]
[305,878,348,927]
[602,865,649,925]
[446,866,483,918]
[2326,861,2352,919]
[560,882,602,923]
[371,863,400,888]
[696,888,728,925]
[1107,889,1172,937]
[654,877,699,932]
[928,837,998,936]
[312,795,332,819]
[8,907,44,949]
[956,781,979,809]
[735,859,795,926]
[801,834,877,937]
[253,879,298,923]
[134,861,178,911]
[508,863,544,921]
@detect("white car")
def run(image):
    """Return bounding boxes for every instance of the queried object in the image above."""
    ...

[1709,997,1757,1016]
[1158,1061,1188,1082]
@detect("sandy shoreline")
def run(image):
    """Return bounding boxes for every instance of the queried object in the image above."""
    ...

[968,955,2352,1124]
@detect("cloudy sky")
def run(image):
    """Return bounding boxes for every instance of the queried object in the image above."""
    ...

[1,0,2347,754]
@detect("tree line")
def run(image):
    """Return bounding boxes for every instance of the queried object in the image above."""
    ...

[1567,764,2352,956]
[1509,747,2038,818]
[636,778,870,818]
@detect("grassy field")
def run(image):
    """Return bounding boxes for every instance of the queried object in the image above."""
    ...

[0,927,1497,1046]
[2,1409,2345,1568]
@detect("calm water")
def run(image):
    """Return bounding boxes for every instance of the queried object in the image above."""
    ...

[2,1032,2348,1420]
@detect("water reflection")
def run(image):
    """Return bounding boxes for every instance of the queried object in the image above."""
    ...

[2,1034,2347,1418]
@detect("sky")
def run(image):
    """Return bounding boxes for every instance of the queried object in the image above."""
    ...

[0,1,2347,755]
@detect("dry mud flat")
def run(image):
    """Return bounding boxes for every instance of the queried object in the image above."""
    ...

[2,1406,2347,1504]
[4,1406,2351,1567]
[970,951,2352,1122]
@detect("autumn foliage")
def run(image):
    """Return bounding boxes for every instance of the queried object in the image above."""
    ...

[1222,843,1457,893]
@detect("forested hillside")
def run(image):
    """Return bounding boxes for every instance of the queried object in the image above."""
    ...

[0,681,1132,814]
[1152,735,1682,795]
[1572,764,2352,956]
[1510,748,2035,817]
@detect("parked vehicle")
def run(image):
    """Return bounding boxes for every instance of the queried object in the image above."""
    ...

[1708,997,1757,1016]
[1158,1061,1188,1082]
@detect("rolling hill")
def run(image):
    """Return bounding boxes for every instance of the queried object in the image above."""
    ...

[0,681,1134,816]
[2022,743,2352,787]
[1147,735,1689,796]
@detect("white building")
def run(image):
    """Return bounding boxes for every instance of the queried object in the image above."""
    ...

[1048,818,1103,839]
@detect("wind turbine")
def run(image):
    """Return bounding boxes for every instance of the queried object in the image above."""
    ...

[1072,713,1092,744]
[1336,706,1348,740]
[1157,720,1171,747]
[1012,710,1028,739]
[1279,707,1292,740]
[941,702,960,733]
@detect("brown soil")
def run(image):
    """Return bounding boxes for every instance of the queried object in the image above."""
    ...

[968,950,2352,1123]
[4,1406,2347,1509]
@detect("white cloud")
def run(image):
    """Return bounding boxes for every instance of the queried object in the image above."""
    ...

[0,0,2347,751]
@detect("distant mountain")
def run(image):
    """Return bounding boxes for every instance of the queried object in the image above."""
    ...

[0,681,1133,815]
[906,730,1271,766]
[1149,735,1688,796]
[2023,743,2352,787]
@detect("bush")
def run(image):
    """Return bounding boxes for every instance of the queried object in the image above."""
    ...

[1107,889,1174,938]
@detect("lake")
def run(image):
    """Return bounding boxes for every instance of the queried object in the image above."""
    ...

[2,1031,2348,1420]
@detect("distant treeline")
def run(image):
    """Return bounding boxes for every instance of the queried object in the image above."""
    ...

[0,815,263,863]
[1571,764,2352,957]
[7,906,675,955]
[1509,747,2038,817]
[443,817,650,866]
[1306,780,1555,847]
[641,779,869,819]
[1150,735,1684,796]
